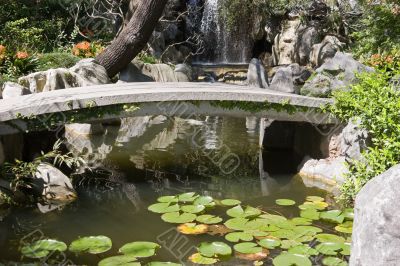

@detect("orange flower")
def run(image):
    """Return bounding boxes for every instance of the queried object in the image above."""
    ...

[16,51,29,59]
[0,45,5,60]
[75,41,91,51]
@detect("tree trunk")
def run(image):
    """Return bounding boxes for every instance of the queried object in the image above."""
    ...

[96,0,168,77]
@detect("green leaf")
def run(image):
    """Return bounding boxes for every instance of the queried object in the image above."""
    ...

[21,239,67,259]
[148,203,180,214]
[335,221,353,234]
[341,242,351,256]
[293,225,323,236]
[196,215,223,224]
[300,209,320,220]
[119,241,160,257]
[280,240,302,249]
[224,217,250,230]
[98,255,140,266]
[320,210,345,224]
[221,199,241,206]
[198,242,232,257]
[178,192,198,202]
[315,242,343,255]
[147,262,182,266]
[270,229,296,239]
[343,208,354,221]
[188,253,218,264]
[257,237,281,249]
[299,201,328,210]
[273,253,312,266]
[288,245,319,256]
[225,232,253,242]
[291,218,312,226]
[233,242,262,254]
[276,199,296,206]
[69,236,112,254]
[322,257,348,266]
[226,205,261,218]
[194,196,214,207]
[306,196,325,202]
[161,212,196,224]
[315,234,345,243]
[181,204,205,214]
[157,196,178,203]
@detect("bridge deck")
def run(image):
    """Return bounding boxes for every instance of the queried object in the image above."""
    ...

[0,82,331,122]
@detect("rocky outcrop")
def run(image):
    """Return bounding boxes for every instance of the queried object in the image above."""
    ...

[310,35,344,67]
[246,58,269,88]
[119,60,192,83]
[350,164,400,266]
[270,64,312,93]
[301,52,373,97]
[19,59,110,93]
[1,82,31,99]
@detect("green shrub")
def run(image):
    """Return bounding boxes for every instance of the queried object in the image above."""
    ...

[329,67,400,205]
[37,53,80,71]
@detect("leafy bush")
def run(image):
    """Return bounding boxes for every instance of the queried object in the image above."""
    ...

[329,67,400,205]
[37,53,80,71]
[71,41,105,58]
[0,48,39,84]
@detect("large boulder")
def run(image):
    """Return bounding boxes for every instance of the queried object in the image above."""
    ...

[350,164,400,266]
[270,64,312,93]
[246,58,269,88]
[310,35,344,67]
[33,163,77,204]
[119,60,192,82]
[1,82,31,99]
[19,59,110,93]
[301,52,373,97]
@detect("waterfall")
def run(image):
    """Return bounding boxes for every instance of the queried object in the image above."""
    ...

[187,0,252,64]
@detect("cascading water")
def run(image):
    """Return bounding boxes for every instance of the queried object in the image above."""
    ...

[187,0,252,64]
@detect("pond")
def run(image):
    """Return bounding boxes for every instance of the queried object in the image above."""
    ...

[0,116,351,265]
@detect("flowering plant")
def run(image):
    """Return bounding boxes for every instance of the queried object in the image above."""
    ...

[72,41,105,58]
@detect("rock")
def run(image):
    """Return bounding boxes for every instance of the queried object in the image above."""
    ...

[301,52,373,97]
[119,60,192,83]
[34,163,77,204]
[1,82,31,99]
[270,64,312,93]
[19,59,110,93]
[340,120,369,162]
[350,164,400,266]
[246,58,269,88]
[310,35,344,67]
[65,123,105,136]
[297,25,320,65]
[299,156,348,185]
[148,31,166,58]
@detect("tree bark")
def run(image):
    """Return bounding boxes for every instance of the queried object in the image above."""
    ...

[96,0,168,77]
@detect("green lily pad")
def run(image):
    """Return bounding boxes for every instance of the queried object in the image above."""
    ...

[315,242,342,255]
[280,240,302,249]
[161,212,196,224]
[147,262,182,266]
[260,214,287,223]
[288,245,319,256]
[341,242,351,256]
[177,223,208,235]
[299,201,328,210]
[226,205,261,218]
[194,196,215,207]
[322,257,348,266]
[273,253,312,266]
[270,229,296,239]
[98,255,140,266]
[224,217,250,231]
[69,236,112,254]
[343,208,354,221]
[320,210,345,224]
[225,232,253,242]
[188,253,218,264]
[276,199,296,206]
[181,204,205,214]
[306,196,324,202]
[196,215,223,224]
[119,241,160,257]
[276,220,296,230]
[148,203,180,214]
[233,242,262,254]
[335,221,353,234]
[257,237,281,249]
[157,196,178,203]
[178,192,198,202]
[198,242,232,257]
[315,234,345,243]
[300,209,320,220]
[21,239,67,259]
[293,225,323,236]
[221,199,241,206]
[291,218,312,226]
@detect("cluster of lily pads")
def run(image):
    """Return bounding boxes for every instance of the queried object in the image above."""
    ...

[148,192,354,266]
[20,236,181,266]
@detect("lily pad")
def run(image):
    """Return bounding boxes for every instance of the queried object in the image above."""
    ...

[119,241,160,257]
[226,205,261,218]
[235,250,269,261]
[188,253,218,264]
[260,214,287,223]
[280,240,302,249]
[225,232,253,242]
[221,199,241,206]
[315,242,342,255]
[224,217,250,231]
[177,223,208,235]
[320,210,345,224]
[147,262,182,266]
[299,201,328,210]
[293,225,323,236]
[69,236,112,254]
[157,196,178,203]
[21,239,67,259]
[341,242,351,256]
[291,218,312,226]
[270,229,296,239]
[272,253,312,266]
[276,199,296,206]
[161,212,196,224]
[257,237,281,249]
[335,221,353,234]
[322,257,348,266]
[233,242,262,254]
[207,225,233,236]
[343,208,354,221]
[178,192,198,202]
[288,245,318,256]
[315,234,345,243]
[181,204,205,214]
[98,255,140,266]
[300,209,320,220]
[198,242,232,257]
[148,203,180,214]
[196,215,223,224]
[306,196,324,202]
[194,196,215,207]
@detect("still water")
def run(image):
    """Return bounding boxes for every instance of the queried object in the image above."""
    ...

[0,116,331,265]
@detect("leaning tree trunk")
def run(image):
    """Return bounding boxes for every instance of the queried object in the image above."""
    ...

[96,0,168,77]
